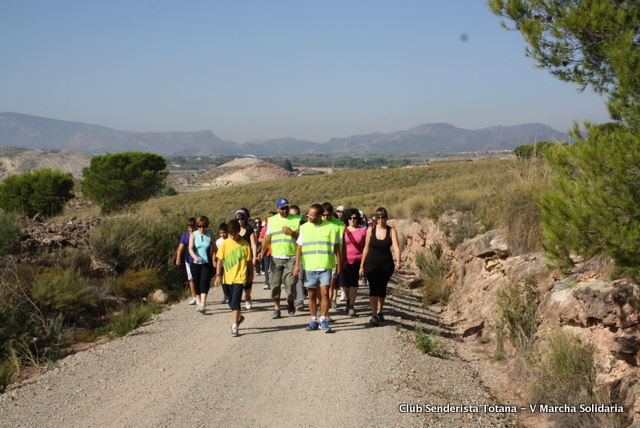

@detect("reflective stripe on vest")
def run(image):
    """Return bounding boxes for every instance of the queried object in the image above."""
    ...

[268,213,301,256]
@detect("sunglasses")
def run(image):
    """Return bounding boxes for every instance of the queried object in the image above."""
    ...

[377,216,388,220]
[236,216,246,221]
[349,217,358,220]
[197,225,207,228]
[322,213,331,217]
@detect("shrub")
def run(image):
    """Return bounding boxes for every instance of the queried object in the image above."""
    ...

[0,359,17,393]
[496,277,540,352]
[528,330,619,428]
[31,268,96,319]
[107,303,163,337]
[0,213,21,256]
[416,243,451,304]
[90,216,183,277]
[0,168,74,218]
[107,269,162,300]
[414,326,439,354]
[59,248,93,277]
[444,212,482,249]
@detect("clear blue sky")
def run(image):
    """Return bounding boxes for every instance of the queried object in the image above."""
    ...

[1,0,610,143]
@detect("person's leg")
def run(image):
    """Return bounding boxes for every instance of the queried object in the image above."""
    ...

[229,283,243,335]
[270,258,285,311]
[263,256,271,289]
[185,263,197,299]
[308,287,318,318]
[282,258,296,314]
[199,263,213,311]
[191,263,203,305]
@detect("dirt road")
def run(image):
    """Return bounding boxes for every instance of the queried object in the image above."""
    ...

[0,275,511,427]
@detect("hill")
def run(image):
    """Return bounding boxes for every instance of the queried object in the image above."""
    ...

[166,157,292,191]
[1,112,568,156]
[0,146,91,181]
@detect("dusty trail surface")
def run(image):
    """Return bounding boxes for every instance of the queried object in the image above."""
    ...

[1,275,511,427]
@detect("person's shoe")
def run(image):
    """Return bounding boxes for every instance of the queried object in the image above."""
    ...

[287,300,296,315]
[198,304,206,314]
[377,313,386,322]
[296,304,305,312]
[188,297,197,305]
[245,300,252,310]
[271,309,281,319]
[305,321,319,331]
[369,314,379,326]
[331,300,337,309]
[263,284,271,290]
[349,307,357,317]
[238,315,245,325]
[320,320,331,333]
[220,296,228,304]
[231,326,239,337]
[339,291,346,301]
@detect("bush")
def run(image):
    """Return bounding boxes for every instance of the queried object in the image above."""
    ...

[59,248,93,277]
[0,359,17,393]
[444,212,482,249]
[0,213,21,256]
[107,269,162,300]
[528,330,619,428]
[414,326,439,354]
[496,277,540,352]
[0,168,74,218]
[31,268,96,319]
[416,243,451,304]
[90,216,183,277]
[107,303,163,337]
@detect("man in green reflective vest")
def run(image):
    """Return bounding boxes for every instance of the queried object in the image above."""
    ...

[258,197,301,319]
[293,204,342,333]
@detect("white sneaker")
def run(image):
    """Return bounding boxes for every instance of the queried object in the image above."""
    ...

[231,326,239,337]
[339,292,346,301]
[198,303,206,314]
[245,300,252,310]
[188,297,197,305]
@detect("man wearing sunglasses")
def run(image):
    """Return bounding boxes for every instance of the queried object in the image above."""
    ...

[258,197,301,319]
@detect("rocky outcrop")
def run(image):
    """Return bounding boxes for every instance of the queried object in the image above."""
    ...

[393,217,640,424]
[18,217,102,259]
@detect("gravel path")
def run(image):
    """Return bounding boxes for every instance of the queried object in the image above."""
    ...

[1,275,512,428]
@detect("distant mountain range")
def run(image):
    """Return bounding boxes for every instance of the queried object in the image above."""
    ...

[0,113,569,157]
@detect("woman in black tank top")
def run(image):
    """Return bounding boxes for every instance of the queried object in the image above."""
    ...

[359,207,401,326]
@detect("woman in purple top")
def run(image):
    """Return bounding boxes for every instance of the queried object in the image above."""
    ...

[175,217,197,305]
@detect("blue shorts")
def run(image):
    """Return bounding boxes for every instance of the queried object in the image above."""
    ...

[304,270,332,289]
[227,283,244,310]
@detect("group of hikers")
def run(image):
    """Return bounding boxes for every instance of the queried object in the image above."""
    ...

[175,199,401,337]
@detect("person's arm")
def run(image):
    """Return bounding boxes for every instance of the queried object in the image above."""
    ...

[259,233,271,260]
[334,243,342,275]
[293,238,303,277]
[209,237,217,266]
[249,231,258,263]
[176,243,185,265]
[390,227,401,269]
[358,228,372,277]
[247,258,254,285]
[214,257,223,287]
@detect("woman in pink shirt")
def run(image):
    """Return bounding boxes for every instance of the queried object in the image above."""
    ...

[341,208,367,317]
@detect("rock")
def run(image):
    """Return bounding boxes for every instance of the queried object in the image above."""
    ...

[150,289,168,304]
[456,229,509,260]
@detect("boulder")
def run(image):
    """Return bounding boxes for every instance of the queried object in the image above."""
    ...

[150,289,168,304]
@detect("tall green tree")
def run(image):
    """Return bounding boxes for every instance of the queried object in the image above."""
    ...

[489,0,640,128]
[0,168,74,218]
[540,123,640,278]
[81,152,169,214]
